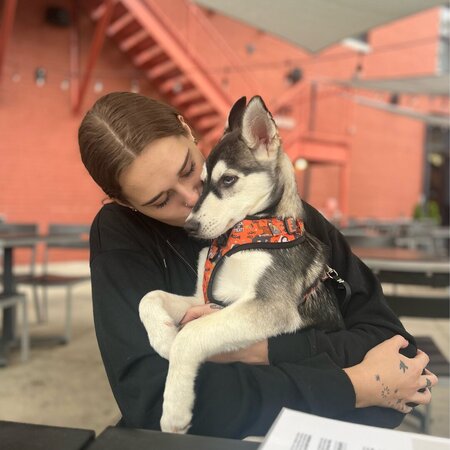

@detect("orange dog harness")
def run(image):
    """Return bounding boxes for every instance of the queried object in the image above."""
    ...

[202,217,305,304]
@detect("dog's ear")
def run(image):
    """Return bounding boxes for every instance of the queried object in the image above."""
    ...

[241,96,279,160]
[224,96,247,133]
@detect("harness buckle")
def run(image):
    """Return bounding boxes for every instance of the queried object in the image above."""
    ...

[284,217,297,235]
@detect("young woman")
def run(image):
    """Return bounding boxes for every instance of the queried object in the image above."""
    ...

[78,92,437,439]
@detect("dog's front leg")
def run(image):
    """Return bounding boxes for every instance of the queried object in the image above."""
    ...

[139,291,202,359]
[160,299,301,433]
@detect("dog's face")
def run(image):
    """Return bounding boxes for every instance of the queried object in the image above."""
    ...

[185,96,282,239]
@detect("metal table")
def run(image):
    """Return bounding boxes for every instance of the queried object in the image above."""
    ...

[86,427,259,450]
[0,420,95,450]
[353,247,449,318]
[0,232,88,365]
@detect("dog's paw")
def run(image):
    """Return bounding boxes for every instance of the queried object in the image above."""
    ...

[139,292,179,359]
[160,405,192,434]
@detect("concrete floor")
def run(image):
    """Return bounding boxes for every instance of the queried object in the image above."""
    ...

[0,262,448,439]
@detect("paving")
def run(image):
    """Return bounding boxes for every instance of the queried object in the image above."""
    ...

[0,262,448,438]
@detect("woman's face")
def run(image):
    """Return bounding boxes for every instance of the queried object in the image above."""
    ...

[118,134,205,227]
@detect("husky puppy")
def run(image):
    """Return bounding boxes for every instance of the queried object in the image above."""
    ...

[139,96,344,433]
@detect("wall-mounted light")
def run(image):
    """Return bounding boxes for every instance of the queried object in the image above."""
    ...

[94,81,104,93]
[35,67,46,87]
[286,67,303,86]
[131,79,140,93]
[294,158,308,171]
[172,81,182,94]
[428,152,444,167]
[389,93,399,105]
[246,43,256,55]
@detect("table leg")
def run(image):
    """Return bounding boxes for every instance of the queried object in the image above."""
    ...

[0,247,17,365]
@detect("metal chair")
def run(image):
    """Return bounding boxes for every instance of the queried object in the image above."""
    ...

[17,224,90,344]
[0,293,29,363]
[344,234,397,249]
[0,222,40,325]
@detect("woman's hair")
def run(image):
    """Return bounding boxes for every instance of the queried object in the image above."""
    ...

[78,91,187,202]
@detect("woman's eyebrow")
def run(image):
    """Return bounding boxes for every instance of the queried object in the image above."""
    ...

[141,149,190,206]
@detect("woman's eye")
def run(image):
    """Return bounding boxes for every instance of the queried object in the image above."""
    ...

[221,175,237,187]
[181,162,196,178]
[155,195,170,208]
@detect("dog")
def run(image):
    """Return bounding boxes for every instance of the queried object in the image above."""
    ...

[139,95,344,433]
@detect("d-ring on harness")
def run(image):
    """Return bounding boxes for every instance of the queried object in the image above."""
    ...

[202,217,351,307]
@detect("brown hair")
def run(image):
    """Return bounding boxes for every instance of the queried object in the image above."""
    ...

[78,92,187,202]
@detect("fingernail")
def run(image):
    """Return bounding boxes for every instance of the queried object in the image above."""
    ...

[209,304,223,309]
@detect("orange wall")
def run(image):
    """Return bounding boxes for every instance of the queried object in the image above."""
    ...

[0,0,155,230]
[0,0,446,258]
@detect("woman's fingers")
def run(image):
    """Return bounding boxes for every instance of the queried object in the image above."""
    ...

[408,388,432,405]
[393,401,413,414]
[415,348,430,368]
[420,373,438,390]
[179,303,223,326]
[388,334,409,350]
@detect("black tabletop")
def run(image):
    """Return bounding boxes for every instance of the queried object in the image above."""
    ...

[87,427,260,450]
[0,421,95,450]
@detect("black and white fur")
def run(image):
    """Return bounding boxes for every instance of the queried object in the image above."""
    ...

[139,96,344,433]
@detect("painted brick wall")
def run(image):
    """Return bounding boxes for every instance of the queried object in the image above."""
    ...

[0,1,446,264]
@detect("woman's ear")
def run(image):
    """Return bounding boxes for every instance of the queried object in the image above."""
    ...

[110,197,135,210]
[178,115,196,142]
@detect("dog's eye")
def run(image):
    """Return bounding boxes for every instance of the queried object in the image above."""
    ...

[221,175,238,187]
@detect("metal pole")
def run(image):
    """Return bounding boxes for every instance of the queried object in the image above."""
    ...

[73,0,115,113]
[0,0,18,80]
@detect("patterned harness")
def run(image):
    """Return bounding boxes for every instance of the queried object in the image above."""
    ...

[202,217,306,304]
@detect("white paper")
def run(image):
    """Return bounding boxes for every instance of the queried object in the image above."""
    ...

[259,408,450,450]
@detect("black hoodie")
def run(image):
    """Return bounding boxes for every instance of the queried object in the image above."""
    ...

[89,201,415,439]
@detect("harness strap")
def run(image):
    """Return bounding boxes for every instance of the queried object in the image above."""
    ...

[203,217,305,304]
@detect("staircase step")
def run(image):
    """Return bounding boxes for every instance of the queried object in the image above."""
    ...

[146,60,178,80]
[202,126,224,144]
[91,3,107,21]
[119,28,149,52]
[133,46,164,66]
[184,102,216,119]
[159,75,189,94]
[107,12,134,37]
[172,89,204,106]
[195,115,221,131]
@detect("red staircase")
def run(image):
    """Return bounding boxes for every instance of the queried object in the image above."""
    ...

[83,0,351,215]
[86,0,259,151]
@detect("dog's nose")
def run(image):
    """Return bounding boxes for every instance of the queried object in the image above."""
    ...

[184,219,200,234]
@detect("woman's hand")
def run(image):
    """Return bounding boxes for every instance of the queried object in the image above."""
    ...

[179,303,269,365]
[179,303,224,327]
[344,335,438,413]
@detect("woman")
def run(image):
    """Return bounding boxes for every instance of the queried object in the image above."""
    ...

[78,92,437,439]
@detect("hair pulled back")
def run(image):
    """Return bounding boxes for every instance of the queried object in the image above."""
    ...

[78,92,187,202]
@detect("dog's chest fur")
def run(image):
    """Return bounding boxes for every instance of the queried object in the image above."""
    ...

[196,247,272,305]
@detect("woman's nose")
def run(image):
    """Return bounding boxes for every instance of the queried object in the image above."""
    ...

[181,185,200,208]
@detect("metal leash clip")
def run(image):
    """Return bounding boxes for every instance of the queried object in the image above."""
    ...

[325,265,352,310]
[325,266,345,284]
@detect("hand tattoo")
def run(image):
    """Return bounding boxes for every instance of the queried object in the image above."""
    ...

[399,360,408,373]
